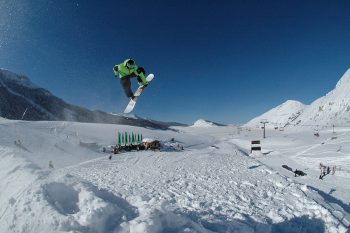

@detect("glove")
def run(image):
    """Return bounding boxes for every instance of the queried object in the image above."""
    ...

[113,65,118,72]
[113,65,119,76]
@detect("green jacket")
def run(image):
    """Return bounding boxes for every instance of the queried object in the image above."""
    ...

[113,59,148,85]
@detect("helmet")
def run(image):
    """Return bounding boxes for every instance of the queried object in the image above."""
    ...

[125,59,136,69]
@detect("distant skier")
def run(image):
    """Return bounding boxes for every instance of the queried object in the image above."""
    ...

[113,59,148,100]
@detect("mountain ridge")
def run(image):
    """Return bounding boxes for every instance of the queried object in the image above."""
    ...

[245,69,350,128]
[0,69,180,129]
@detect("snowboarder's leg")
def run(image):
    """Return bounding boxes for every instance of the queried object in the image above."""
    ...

[137,76,143,85]
[120,77,133,98]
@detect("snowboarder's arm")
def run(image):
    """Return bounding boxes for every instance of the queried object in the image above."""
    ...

[135,67,148,85]
[113,65,119,77]
[137,72,148,85]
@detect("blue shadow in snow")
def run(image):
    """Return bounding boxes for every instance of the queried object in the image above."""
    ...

[248,165,262,169]
[161,210,327,233]
[308,186,350,214]
[199,214,326,233]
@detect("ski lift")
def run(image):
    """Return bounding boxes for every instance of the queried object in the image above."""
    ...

[331,125,337,140]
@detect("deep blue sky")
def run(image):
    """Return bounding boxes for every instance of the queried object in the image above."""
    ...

[1,0,350,124]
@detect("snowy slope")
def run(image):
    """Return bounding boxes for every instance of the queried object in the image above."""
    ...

[0,120,349,232]
[246,69,350,128]
[231,126,350,230]
[244,100,305,129]
[0,68,39,89]
[192,119,224,127]
[293,69,350,126]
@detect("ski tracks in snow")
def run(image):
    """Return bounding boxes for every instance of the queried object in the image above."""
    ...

[1,138,348,232]
[65,142,347,233]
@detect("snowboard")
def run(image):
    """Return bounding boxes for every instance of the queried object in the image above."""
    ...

[124,74,154,114]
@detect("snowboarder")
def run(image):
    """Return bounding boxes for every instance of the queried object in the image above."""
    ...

[294,169,306,177]
[113,59,148,100]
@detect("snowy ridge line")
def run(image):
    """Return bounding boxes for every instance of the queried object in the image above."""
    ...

[245,69,350,128]
[258,123,350,128]
[0,77,56,120]
[244,121,350,128]
[244,100,306,128]
[0,69,39,89]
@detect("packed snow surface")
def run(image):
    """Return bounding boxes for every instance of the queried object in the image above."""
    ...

[0,120,349,232]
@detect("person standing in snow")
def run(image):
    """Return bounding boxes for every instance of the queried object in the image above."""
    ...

[113,59,148,100]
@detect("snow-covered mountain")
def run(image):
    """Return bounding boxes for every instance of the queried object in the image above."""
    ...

[244,100,305,129]
[245,69,350,128]
[0,69,173,129]
[192,119,225,127]
[292,69,350,126]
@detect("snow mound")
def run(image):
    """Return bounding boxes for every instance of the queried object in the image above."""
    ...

[192,119,218,127]
[51,178,137,233]
[0,151,138,233]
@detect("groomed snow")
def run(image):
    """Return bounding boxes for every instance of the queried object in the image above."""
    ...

[0,120,349,232]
